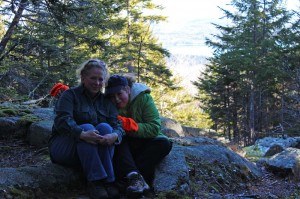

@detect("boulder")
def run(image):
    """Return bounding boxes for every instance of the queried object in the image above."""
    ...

[28,120,53,147]
[244,137,300,157]
[182,126,217,138]
[170,136,226,147]
[153,145,189,194]
[184,144,262,180]
[0,117,20,138]
[160,117,184,137]
[32,108,55,120]
[0,163,84,191]
[265,147,300,179]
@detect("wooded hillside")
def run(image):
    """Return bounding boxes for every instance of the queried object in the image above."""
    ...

[1,0,300,146]
[0,0,172,99]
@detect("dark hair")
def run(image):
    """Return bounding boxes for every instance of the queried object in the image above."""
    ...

[106,75,129,95]
[118,73,136,88]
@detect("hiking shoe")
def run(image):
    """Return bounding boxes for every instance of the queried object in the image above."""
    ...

[126,172,150,195]
[115,179,127,194]
[87,181,109,199]
[105,183,120,199]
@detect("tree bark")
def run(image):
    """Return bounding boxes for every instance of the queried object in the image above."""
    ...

[0,0,29,58]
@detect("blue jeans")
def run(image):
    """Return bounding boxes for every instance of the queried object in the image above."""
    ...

[49,123,115,182]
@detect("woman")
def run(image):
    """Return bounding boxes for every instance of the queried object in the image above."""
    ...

[105,74,172,197]
[48,59,125,199]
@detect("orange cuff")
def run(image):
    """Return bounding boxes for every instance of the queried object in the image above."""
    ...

[117,115,138,132]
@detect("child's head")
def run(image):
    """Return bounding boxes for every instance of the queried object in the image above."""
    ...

[106,75,131,108]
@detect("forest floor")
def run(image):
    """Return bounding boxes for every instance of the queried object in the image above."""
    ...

[1,138,300,199]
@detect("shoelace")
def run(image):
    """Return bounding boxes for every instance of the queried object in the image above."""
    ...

[129,174,143,187]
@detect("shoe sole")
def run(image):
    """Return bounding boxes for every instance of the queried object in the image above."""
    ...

[127,187,151,198]
[126,191,143,198]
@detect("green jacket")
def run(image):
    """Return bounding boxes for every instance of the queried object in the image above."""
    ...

[119,83,167,139]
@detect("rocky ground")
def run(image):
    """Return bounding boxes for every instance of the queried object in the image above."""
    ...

[186,155,300,199]
[1,138,300,199]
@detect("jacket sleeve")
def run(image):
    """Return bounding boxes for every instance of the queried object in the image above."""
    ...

[106,100,125,144]
[128,93,161,138]
[53,90,83,141]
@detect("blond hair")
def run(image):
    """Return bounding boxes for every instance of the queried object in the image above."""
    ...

[76,59,110,85]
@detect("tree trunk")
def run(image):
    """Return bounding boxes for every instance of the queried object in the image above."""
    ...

[249,84,255,143]
[0,0,29,58]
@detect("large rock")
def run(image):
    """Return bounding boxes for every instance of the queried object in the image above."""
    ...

[0,163,84,191]
[160,117,184,137]
[0,117,20,138]
[182,126,217,138]
[28,120,53,147]
[153,145,189,193]
[265,147,300,179]
[244,137,300,157]
[256,137,300,149]
[184,144,262,180]
[170,136,226,147]
[32,108,55,120]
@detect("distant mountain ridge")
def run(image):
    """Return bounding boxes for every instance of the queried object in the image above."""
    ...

[152,16,219,94]
[166,54,208,95]
[153,16,223,56]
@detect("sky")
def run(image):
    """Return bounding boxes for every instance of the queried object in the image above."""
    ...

[151,0,300,57]
[155,0,298,22]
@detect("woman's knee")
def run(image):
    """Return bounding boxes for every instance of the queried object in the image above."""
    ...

[95,123,113,135]
[80,123,95,131]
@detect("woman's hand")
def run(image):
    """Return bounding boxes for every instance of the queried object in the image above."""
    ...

[98,133,118,146]
[79,130,103,144]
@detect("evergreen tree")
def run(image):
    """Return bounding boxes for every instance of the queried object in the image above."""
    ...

[195,0,294,144]
[0,0,174,101]
[104,0,172,87]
